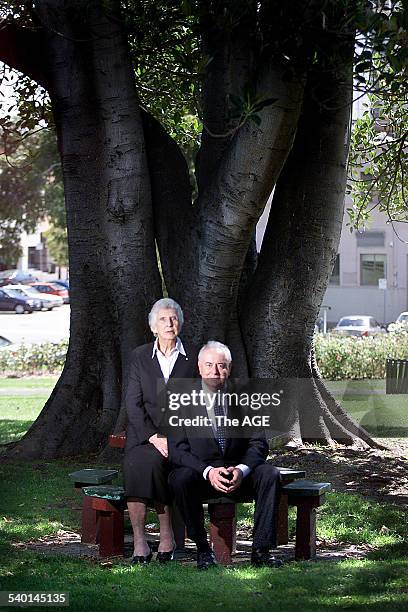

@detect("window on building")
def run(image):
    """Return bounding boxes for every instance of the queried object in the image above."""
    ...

[356,231,385,247]
[360,254,387,286]
[329,254,340,285]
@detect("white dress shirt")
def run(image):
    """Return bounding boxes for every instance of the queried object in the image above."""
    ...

[152,337,186,383]
[201,381,250,481]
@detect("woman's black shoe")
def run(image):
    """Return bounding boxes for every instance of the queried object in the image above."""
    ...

[157,549,174,564]
[130,545,152,565]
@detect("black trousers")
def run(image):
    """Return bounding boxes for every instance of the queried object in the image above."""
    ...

[168,463,280,551]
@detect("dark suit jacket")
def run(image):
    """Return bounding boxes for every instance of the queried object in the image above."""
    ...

[125,341,197,449]
[167,380,268,475]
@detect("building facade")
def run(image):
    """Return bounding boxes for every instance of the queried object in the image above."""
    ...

[322,206,408,326]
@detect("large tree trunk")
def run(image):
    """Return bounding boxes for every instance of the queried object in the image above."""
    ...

[4,0,161,459]
[0,0,383,459]
[241,17,382,448]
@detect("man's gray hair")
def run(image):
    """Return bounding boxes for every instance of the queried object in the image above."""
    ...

[198,340,232,364]
[148,298,184,332]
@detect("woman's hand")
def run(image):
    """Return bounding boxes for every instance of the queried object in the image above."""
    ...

[148,434,168,458]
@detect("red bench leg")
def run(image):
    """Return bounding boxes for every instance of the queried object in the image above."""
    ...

[294,499,317,561]
[89,498,124,558]
[97,509,124,557]
[208,503,236,565]
[82,496,98,544]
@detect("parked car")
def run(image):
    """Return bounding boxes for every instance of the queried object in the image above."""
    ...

[0,288,34,314]
[52,279,69,290]
[3,287,42,311]
[0,269,38,286]
[2,284,63,311]
[29,282,70,304]
[387,311,408,332]
[396,311,408,324]
[332,315,386,337]
[0,335,12,348]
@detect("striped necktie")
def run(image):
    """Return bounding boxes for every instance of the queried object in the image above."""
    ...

[214,398,226,453]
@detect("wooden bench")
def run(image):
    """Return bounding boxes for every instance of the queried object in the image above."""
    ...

[205,466,307,563]
[69,468,119,548]
[283,480,331,561]
[79,471,330,562]
[202,478,330,564]
[84,432,331,562]
[108,431,187,555]
[81,485,126,557]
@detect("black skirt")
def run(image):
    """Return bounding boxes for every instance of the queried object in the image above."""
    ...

[123,442,171,504]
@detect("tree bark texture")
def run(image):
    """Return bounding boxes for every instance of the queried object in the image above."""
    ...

[2,0,161,458]
[241,20,376,446]
[0,0,381,457]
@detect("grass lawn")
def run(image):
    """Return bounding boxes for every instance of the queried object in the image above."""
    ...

[0,460,407,611]
[0,377,405,443]
[0,376,58,389]
[325,380,407,438]
[0,378,407,610]
[0,396,49,446]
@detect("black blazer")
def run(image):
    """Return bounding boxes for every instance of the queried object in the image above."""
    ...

[167,381,268,475]
[125,341,198,449]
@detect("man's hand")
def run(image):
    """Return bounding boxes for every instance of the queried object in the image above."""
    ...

[148,434,168,458]
[225,466,243,492]
[208,467,233,493]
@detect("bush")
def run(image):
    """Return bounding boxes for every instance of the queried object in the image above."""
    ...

[0,341,68,376]
[1,327,407,380]
[315,326,408,380]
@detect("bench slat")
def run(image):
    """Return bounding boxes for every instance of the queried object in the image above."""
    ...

[82,485,125,501]
[69,469,119,485]
[282,479,331,496]
[276,467,306,479]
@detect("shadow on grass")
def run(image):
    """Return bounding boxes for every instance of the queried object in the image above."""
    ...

[0,419,32,445]
[0,548,407,611]
[0,459,407,610]
[319,492,407,546]
[368,540,408,561]
[0,460,83,539]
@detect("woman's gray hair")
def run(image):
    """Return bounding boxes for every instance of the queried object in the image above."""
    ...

[198,340,232,364]
[148,298,184,332]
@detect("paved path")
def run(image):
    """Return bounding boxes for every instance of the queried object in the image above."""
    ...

[0,305,70,344]
[0,388,52,395]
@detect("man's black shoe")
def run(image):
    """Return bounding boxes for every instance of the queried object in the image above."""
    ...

[197,549,217,570]
[251,548,283,568]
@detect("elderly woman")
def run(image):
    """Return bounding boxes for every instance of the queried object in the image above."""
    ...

[124,298,197,564]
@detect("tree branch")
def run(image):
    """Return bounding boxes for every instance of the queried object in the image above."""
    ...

[141,110,194,302]
[0,22,50,90]
[241,27,355,379]
[192,60,303,341]
[195,3,257,192]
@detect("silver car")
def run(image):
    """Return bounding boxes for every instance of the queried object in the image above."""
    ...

[332,315,386,337]
[387,311,408,332]
[2,284,63,311]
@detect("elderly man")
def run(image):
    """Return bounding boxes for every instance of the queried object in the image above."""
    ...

[168,341,282,570]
